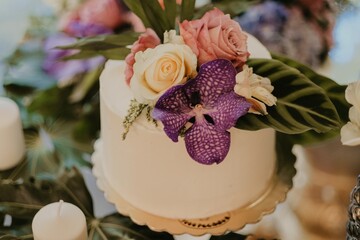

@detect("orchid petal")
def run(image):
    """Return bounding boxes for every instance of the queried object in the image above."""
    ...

[153,59,251,164]
[209,92,251,131]
[153,84,192,141]
[186,59,237,107]
[185,120,230,165]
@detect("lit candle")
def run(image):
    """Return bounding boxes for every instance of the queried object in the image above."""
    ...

[32,200,88,240]
[0,97,25,170]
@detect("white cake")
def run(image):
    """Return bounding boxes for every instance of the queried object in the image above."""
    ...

[99,34,277,219]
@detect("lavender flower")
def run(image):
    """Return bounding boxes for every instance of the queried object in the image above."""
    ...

[152,59,251,165]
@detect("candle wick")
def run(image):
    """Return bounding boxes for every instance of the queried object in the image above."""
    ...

[57,200,64,217]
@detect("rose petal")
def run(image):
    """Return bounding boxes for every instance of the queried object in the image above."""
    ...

[203,8,225,27]
[179,21,201,56]
[185,120,230,165]
[209,92,250,131]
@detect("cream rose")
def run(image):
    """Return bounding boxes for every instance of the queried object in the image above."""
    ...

[130,43,197,105]
[234,65,276,115]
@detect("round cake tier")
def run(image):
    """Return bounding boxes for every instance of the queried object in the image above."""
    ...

[99,61,276,219]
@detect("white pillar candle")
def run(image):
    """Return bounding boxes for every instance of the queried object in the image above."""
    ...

[32,200,88,240]
[0,97,25,170]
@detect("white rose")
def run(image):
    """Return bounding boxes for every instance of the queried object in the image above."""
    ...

[341,107,360,146]
[341,80,360,146]
[345,80,360,110]
[130,43,197,105]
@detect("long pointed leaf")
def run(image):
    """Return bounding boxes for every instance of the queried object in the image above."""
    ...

[122,0,151,28]
[180,0,196,21]
[62,48,130,60]
[57,33,139,51]
[236,58,341,134]
[164,0,177,29]
[140,0,172,40]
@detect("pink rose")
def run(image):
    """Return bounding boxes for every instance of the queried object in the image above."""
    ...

[124,29,161,85]
[59,0,125,32]
[180,8,249,69]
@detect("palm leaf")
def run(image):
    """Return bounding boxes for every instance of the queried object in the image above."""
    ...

[123,0,151,28]
[180,0,196,21]
[57,33,140,51]
[62,47,130,60]
[140,0,173,40]
[235,58,341,134]
[164,0,177,29]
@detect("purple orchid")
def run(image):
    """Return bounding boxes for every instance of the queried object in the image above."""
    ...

[152,59,251,165]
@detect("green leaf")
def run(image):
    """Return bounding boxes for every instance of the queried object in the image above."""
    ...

[180,0,196,21]
[2,44,56,90]
[69,65,104,102]
[26,121,93,170]
[90,213,173,240]
[57,33,140,51]
[73,99,101,143]
[164,0,177,30]
[123,0,151,28]
[202,0,258,18]
[63,48,130,60]
[272,54,350,145]
[0,168,93,220]
[275,132,297,183]
[28,85,77,119]
[58,34,135,60]
[140,0,172,40]
[61,51,100,60]
[235,58,341,134]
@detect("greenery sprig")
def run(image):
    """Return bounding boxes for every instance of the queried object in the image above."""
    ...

[122,99,148,140]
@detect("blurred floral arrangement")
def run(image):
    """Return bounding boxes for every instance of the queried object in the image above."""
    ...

[235,0,337,67]
[0,0,359,239]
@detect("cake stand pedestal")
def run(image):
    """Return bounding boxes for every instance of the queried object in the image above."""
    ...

[92,139,296,237]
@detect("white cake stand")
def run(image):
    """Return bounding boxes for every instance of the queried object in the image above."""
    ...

[92,139,296,237]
